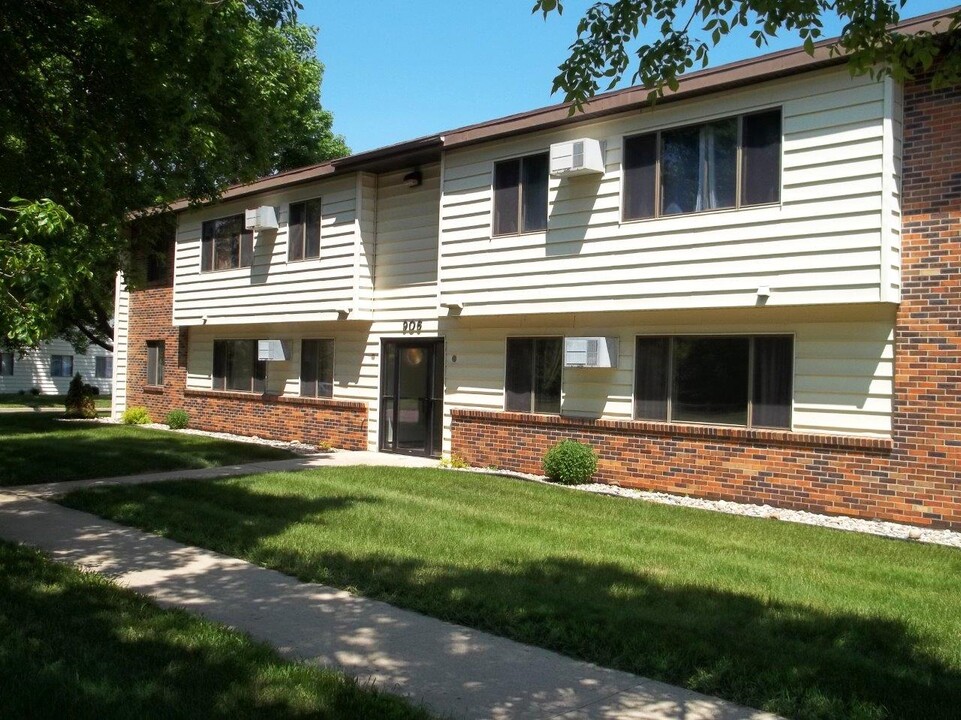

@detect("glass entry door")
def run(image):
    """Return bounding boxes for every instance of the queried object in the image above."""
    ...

[380,339,444,457]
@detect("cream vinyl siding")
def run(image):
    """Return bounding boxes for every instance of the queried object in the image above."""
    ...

[111,273,130,417]
[441,304,895,438]
[438,68,902,316]
[183,164,445,450]
[172,176,362,325]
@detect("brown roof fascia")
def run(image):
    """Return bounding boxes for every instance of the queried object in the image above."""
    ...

[166,136,443,211]
[442,6,958,149]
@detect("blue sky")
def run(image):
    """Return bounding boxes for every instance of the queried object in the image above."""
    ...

[302,1,953,153]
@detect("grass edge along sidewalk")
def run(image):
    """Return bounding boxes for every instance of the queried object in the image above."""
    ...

[0,539,434,719]
[59,466,961,720]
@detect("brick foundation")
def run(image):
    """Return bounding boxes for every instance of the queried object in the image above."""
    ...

[125,284,367,451]
[452,75,961,530]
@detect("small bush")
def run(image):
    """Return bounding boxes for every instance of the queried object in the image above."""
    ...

[29,387,40,396]
[17,389,26,396]
[121,406,152,425]
[439,454,470,469]
[165,409,189,430]
[542,439,598,485]
[65,373,97,419]
[88,385,101,396]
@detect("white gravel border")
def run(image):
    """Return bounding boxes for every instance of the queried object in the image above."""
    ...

[91,417,321,456]
[73,418,961,549]
[450,466,961,549]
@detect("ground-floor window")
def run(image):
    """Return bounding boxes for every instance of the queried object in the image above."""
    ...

[300,339,333,397]
[146,341,164,386]
[50,354,74,378]
[0,352,12,376]
[505,337,563,414]
[95,355,113,379]
[213,340,265,393]
[634,335,793,429]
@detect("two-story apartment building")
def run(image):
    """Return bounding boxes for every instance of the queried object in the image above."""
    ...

[114,9,961,529]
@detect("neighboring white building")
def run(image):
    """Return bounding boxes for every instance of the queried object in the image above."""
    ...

[0,339,113,395]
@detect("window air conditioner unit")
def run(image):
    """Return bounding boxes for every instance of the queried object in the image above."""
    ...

[564,337,619,368]
[245,205,278,231]
[550,139,605,177]
[257,339,291,361]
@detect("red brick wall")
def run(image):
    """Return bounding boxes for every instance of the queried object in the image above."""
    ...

[452,75,961,530]
[124,285,368,451]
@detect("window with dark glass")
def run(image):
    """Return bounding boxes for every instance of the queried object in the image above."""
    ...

[300,339,333,397]
[146,341,164,386]
[95,356,113,379]
[288,198,322,261]
[505,337,562,414]
[212,340,266,393]
[0,352,13,376]
[50,354,73,378]
[623,109,781,221]
[201,214,253,272]
[493,153,549,235]
[634,335,792,429]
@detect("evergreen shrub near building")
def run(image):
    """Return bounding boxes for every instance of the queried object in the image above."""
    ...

[165,409,189,430]
[542,439,598,485]
[64,373,97,419]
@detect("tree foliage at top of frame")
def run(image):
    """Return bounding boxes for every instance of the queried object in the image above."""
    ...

[0,0,349,351]
[534,0,961,108]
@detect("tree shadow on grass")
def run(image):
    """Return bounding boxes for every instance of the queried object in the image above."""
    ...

[0,541,428,720]
[59,480,961,719]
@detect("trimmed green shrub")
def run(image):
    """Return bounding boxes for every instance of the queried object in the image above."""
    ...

[65,373,97,419]
[121,406,152,425]
[542,439,598,485]
[165,409,189,430]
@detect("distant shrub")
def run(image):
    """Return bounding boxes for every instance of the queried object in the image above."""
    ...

[542,439,598,485]
[17,389,26,396]
[29,387,40,396]
[88,385,101,396]
[121,406,152,425]
[439,454,470,469]
[165,409,189,430]
[65,373,97,419]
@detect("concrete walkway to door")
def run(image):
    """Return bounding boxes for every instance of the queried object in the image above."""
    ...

[0,453,782,720]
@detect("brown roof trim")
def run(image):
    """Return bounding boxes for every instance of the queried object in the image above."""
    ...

[168,7,957,211]
[442,6,958,148]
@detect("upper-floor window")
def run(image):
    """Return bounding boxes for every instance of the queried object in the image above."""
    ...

[51,354,73,378]
[146,341,164,386]
[493,153,549,236]
[213,339,265,393]
[623,108,781,221]
[634,334,792,429]
[505,337,562,414]
[0,351,13,376]
[300,339,333,397]
[201,214,253,272]
[288,198,322,262]
[95,356,113,379]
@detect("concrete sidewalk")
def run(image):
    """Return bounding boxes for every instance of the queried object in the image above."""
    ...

[0,461,781,720]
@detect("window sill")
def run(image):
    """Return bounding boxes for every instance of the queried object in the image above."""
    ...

[184,388,365,410]
[143,385,165,394]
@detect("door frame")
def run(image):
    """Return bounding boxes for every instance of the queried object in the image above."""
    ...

[379,337,444,457]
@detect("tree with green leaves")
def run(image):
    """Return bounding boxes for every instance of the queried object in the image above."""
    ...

[534,0,961,107]
[0,0,348,351]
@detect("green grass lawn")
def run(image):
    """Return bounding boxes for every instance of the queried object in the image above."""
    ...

[0,413,296,485]
[0,392,111,410]
[0,539,432,719]
[60,467,961,720]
